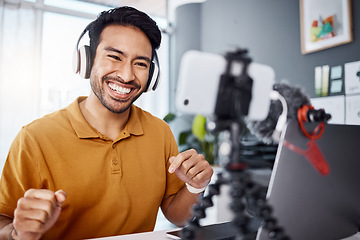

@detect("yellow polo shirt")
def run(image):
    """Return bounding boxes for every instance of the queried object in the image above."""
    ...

[0,97,184,239]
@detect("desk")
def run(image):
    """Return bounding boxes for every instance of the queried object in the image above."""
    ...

[89,229,177,240]
[92,229,360,240]
[92,221,242,240]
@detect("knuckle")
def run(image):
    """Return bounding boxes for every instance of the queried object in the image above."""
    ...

[192,174,203,183]
[13,208,20,219]
[16,198,25,208]
[13,217,20,230]
[186,168,195,177]
[40,209,49,222]
[180,167,188,176]
[189,149,197,154]
[24,188,35,196]
[44,200,54,212]
[32,220,43,232]
[182,161,190,169]
[200,158,210,167]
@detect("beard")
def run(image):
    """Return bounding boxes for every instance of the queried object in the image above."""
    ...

[90,75,144,114]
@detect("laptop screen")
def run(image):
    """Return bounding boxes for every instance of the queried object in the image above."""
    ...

[257,120,360,240]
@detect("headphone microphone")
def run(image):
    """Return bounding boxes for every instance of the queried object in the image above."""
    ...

[269,90,288,142]
[72,23,161,92]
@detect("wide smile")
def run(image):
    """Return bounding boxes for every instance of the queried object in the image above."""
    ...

[108,82,131,94]
[105,79,138,101]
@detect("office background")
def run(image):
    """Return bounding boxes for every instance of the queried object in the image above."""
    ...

[172,0,360,101]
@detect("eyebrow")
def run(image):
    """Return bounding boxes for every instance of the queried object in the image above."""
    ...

[104,46,152,63]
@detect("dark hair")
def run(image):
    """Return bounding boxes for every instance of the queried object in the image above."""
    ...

[87,6,161,63]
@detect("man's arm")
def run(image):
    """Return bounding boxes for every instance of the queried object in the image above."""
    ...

[0,215,15,239]
[161,149,213,226]
[161,186,202,226]
[0,189,66,240]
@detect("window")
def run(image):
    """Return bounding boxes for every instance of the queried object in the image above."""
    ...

[44,0,112,15]
[40,12,92,115]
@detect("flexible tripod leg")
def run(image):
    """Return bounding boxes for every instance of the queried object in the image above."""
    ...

[181,172,227,239]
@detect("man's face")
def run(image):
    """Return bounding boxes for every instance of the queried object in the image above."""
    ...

[89,24,153,114]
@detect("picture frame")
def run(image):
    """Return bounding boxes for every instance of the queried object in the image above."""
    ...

[300,0,353,54]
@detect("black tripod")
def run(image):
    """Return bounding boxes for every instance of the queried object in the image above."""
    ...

[180,49,290,240]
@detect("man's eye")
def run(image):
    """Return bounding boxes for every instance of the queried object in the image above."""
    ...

[136,62,148,68]
[108,55,120,61]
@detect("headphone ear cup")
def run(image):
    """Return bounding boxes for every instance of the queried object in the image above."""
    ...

[146,61,160,92]
[72,47,80,74]
[78,45,91,79]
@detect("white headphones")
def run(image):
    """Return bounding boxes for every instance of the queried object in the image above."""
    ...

[72,24,161,92]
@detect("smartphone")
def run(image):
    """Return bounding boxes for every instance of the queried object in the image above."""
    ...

[175,50,275,121]
[166,221,237,240]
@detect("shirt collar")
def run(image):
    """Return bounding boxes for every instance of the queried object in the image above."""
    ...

[67,97,144,140]
[124,104,144,136]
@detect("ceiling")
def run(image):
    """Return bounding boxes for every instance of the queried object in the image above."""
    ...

[79,0,167,18]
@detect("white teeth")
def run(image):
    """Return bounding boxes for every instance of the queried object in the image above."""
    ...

[108,83,131,94]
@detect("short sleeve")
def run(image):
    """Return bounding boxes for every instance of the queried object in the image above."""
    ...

[0,127,43,217]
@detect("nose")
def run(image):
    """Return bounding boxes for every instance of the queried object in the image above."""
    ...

[116,63,135,83]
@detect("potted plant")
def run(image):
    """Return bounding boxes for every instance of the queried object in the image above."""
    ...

[164,113,217,165]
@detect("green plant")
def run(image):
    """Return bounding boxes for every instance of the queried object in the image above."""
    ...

[164,113,217,165]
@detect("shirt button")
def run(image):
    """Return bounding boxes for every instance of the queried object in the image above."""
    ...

[112,144,116,149]
[113,159,118,165]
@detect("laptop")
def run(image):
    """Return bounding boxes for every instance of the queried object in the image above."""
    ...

[257,120,360,240]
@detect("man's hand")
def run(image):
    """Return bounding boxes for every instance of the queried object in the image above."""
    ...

[12,189,67,240]
[169,149,213,189]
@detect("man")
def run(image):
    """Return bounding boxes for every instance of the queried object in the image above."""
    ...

[0,6,213,240]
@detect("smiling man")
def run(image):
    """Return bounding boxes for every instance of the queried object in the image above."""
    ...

[0,6,213,240]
